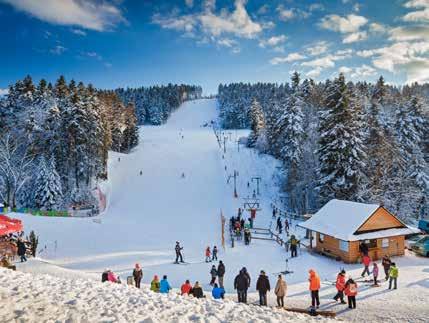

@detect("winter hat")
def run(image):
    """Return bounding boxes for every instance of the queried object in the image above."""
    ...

[135,263,140,269]
[154,275,159,280]
[341,269,346,274]
[261,270,265,274]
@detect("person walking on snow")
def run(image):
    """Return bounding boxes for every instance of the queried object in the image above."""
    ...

[308,269,321,309]
[388,262,398,290]
[333,270,347,303]
[345,278,358,309]
[205,246,211,262]
[361,254,371,277]
[274,274,287,308]
[217,261,225,288]
[132,263,143,288]
[17,239,27,263]
[382,255,392,281]
[181,280,193,295]
[175,241,184,263]
[276,217,281,231]
[212,246,218,261]
[289,235,299,258]
[256,270,270,306]
[234,269,250,303]
[372,263,379,286]
[150,275,160,292]
[160,275,171,293]
[210,265,218,286]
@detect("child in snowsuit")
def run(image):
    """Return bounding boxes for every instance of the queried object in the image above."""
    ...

[212,246,218,261]
[205,246,211,262]
[361,255,371,277]
[333,270,347,303]
[372,263,379,286]
[160,275,171,293]
[150,275,160,292]
[212,283,225,299]
[181,280,193,295]
[388,263,398,289]
[210,265,217,286]
[345,278,358,309]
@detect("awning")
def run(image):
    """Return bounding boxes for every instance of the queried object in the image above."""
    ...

[0,214,23,236]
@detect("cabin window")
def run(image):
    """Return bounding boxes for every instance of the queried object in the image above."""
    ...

[339,240,349,252]
[319,233,324,243]
[382,238,389,248]
[365,239,377,249]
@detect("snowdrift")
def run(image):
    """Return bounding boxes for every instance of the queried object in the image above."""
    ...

[0,268,333,322]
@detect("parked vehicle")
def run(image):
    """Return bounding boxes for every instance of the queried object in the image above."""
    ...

[411,236,429,257]
[405,234,426,250]
[418,220,429,234]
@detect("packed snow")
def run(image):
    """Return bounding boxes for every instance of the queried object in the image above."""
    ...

[2,99,429,322]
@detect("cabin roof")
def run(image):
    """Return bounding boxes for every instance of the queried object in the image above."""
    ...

[298,199,418,241]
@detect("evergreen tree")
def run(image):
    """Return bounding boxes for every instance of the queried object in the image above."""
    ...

[34,156,63,210]
[247,98,265,148]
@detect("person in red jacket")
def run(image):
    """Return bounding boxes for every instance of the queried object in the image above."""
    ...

[361,254,371,277]
[181,280,193,295]
[344,278,358,309]
[205,246,211,262]
[333,269,347,304]
[308,269,321,309]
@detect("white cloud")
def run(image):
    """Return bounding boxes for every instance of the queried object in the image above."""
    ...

[389,25,429,41]
[403,0,429,23]
[309,3,324,12]
[339,66,353,74]
[277,6,310,21]
[319,14,368,33]
[270,52,306,65]
[306,41,329,56]
[369,23,387,34]
[0,88,8,96]
[85,51,102,60]
[259,35,287,48]
[351,64,377,78]
[217,38,237,48]
[185,0,194,8]
[301,52,352,73]
[1,0,125,31]
[71,28,86,36]
[342,31,368,43]
[306,67,322,78]
[353,3,361,12]
[50,45,67,55]
[257,4,269,15]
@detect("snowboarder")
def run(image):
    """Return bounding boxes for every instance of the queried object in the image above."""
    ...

[192,282,204,298]
[345,278,358,309]
[308,269,321,309]
[388,262,398,289]
[372,263,379,286]
[132,263,143,289]
[212,246,218,261]
[175,241,184,263]
[382,255,391,281]
[234,269,250,303]
[17,239,27,263]
[205,246,211,262]
[210,265,217,286]
[217,261,225,288]
[181,280,193,295]
[212,283,225,299]
[361,254,371,277]
[256,270,270,306]
[160,275,171,293]
[274,274,287,308]
[333,270,347,304]
[289,235,299,258]
[150,275,160,292]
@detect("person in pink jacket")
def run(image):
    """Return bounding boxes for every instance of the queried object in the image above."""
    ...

[372,263,379,286]
[107,270,118,283]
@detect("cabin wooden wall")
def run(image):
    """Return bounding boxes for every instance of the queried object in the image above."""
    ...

[357,207,404,232]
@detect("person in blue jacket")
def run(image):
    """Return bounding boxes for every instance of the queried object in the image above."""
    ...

[212,283,225,300]
[160,275,172,294]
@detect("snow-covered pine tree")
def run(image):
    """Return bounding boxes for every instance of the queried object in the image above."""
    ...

[34,156,63,210]
[317,74,366,203]
[247,98,265,148]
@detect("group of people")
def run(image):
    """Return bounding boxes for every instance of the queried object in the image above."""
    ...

[332,270,359,309]
[209,261,226,287]
[230,210,253,245]
[275,216,290,235]
[205,246,218,262]
[361,253,399,290]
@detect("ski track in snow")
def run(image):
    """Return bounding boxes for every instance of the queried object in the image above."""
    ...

[4,99,429,322]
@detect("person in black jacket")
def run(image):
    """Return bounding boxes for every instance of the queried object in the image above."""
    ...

[133,263,143,288]
[17,239,27,262]
[217,261,225,288]
[175,241,184,263]
[256,270,270,306]
[191,281,204,298]
[234,269,250,303]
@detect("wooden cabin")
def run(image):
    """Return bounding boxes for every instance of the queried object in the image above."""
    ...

[298,199,419,263]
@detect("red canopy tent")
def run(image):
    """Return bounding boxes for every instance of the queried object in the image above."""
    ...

[0,215,23,236]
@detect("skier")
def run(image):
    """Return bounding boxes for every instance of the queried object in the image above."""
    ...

[345,278,358,309]
[192,282,204,298]
[361,254,371,277]
[256,270,270,306]
[289,235,299,258]
[333,270,347,304]
[274,274,287,308]
[382,255,391,281]
[217,261,225,288]
[212,283,225,300]
[276,217,281,231]
[132,263,143,288]
[205,246,211,262]
[212,246,218,261]
[308,269,321,309]
[388,262,398,290]
[272,208,276,219]
[372,263,379,286]
[17,239,27,263]
[175,241,184,263]
[181,279,193,295]
[278,221,283,234]
[285,219,290,232]
[244,228,251,245]
[160,275,171,293]
[210,265,218,286]
[118,157,121,162]
[150,275,160,292]
[234,269,250,304]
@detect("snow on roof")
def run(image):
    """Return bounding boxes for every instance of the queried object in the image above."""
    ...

[352,227,420,241]
[298,199,414,241]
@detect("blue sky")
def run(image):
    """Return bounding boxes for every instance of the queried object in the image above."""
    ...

[1,0,428,94]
